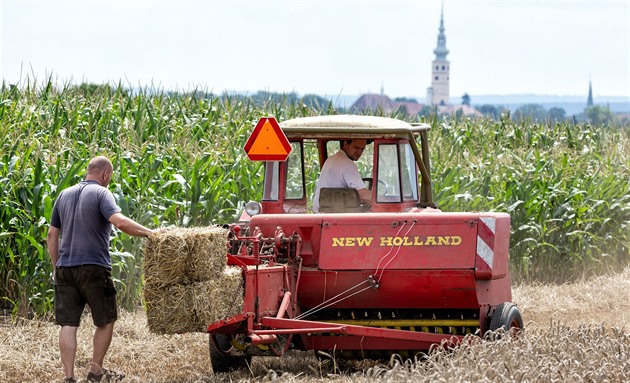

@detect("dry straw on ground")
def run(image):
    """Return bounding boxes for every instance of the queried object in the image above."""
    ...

[2,268,630,382]
[143,226,244,334]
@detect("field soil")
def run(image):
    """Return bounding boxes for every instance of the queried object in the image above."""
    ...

[2,268,629,383]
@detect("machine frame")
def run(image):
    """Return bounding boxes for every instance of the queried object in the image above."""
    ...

[207,115,522,372]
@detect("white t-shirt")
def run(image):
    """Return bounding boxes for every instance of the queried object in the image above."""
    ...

[312,150,366,212]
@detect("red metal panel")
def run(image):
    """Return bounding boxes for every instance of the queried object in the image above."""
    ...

[474,213,511,280]
[297,269,479,309]
[318,212,478,270]
[475,277,513,309]
[241,265,288,316]
[490,213,510,279]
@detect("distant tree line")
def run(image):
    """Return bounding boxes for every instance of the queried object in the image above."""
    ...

[68,84,626,126]
[463,94,622,126]
[475,103,619,125]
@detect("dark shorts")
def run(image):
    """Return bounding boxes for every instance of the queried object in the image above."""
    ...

[54,265,118,327]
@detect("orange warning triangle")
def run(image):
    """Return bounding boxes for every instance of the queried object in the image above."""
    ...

[244,117,292,161]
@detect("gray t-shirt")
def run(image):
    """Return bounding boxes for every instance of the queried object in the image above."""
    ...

[312,150,366,213]
[50,180,122,269]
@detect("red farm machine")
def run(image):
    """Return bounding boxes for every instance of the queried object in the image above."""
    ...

[207,115,522,372]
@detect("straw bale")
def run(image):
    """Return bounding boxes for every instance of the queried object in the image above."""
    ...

[144,266,244,335]
[144,229,191,288]
[144,284,200,334]
[188,226,229,281]
[143,227,240,334]
[193,266,245,327]
[143,226,229,288]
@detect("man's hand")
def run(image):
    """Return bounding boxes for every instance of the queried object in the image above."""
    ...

[109,213,153,237]
[357,188,372,205]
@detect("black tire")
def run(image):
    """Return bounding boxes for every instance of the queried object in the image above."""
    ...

[209,334,252,373]
[489,302,523,337]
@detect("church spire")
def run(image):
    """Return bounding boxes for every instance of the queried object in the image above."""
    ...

[428,2,450,106]
[587,78,593,107]
[433,3,449,60]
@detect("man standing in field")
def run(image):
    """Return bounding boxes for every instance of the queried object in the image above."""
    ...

[312,139,372,212]
[47,156,155,383]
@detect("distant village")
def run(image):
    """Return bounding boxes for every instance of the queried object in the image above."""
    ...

[344,7,629,126]
[181,7,628,125]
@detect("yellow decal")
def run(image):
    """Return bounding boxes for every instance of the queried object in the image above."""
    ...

[332,237,374,247]
[333,236,462,247]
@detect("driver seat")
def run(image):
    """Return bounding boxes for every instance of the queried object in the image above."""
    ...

[318,188,367,213]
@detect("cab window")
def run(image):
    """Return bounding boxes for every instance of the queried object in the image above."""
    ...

[376,142,418,203]
[285,141,304,199]
[262,161,279,201]
[400,143,418,201]
[377,144,401,202]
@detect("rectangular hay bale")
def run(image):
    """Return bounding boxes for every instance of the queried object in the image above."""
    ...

[143,229,191,288]
[143,226,229,289]
[188,226,229,281]
[144,284,202,334]
[193,266,245,327]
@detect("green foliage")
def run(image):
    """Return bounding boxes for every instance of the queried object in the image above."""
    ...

[476,104,504,120]
[0,79,323,318]
[1,78,629,318]
[461,93,470,106]
[547,107,567,122]
[513,103,548,122]
[585,105,615,126]
[430,116,630,282]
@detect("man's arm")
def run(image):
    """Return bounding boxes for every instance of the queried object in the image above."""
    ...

[109,212,154,237]
[47,226,60,267]
[357,188,372,205]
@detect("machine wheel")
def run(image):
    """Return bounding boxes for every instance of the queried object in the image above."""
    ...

[209,334,251,373]
[489,302,523,337]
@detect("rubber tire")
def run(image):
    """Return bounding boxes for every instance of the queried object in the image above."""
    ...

[209,334,252,373]
[489,302,523,336]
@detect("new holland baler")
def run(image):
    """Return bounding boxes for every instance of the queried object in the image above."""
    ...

[207,115,522,372]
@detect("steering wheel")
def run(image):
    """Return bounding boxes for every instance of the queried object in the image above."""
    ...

[377,179,389,196]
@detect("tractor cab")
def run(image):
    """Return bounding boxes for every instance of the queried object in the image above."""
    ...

[251,115,434,216]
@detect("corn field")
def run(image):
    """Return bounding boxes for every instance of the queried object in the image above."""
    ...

[1,79,629,318]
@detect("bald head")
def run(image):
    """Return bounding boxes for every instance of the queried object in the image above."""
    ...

[88,156,113,174]
[86,156,114,186]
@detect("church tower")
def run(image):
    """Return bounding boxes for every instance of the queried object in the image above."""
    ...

[586,79,594,107]
[427,4,450,106]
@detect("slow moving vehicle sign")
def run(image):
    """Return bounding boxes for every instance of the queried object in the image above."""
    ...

[244,117,292,161]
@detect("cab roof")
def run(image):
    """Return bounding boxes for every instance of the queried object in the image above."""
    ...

[279,115,430,140]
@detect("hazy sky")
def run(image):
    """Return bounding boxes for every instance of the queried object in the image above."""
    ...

[2,0,629,101]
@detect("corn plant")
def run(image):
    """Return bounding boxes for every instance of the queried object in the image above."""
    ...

[1,77,629,318]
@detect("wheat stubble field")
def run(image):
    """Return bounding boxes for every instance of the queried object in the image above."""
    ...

[2,267,629,383]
